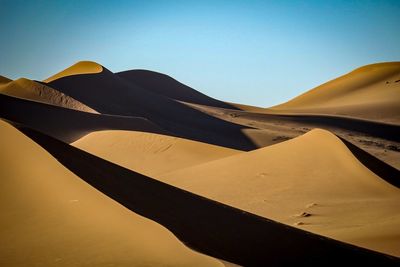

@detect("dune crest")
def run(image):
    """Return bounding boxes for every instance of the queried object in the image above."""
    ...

[162,128,400,256]
[43,61,103,82]
[269,62,400,123]
[0,120,222,267]
[0,78,98,113]
[73,130,241,176]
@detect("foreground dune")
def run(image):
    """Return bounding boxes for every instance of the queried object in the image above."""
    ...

[0,120,222,267]
[15,122,399,266]
[73,130,240,177]
[0,77,98,113]
[269,62,400,124]
[161,129,400,256]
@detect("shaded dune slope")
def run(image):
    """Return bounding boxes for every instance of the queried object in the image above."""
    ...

[0,120,221,267]
[117,69,237,109]
[0,94,165,143]
[46,62,255,150]
[269,62,400,123]
[161,129,400,256]
[15,123,399,266]
[73,130,240,177]
[0,77,98,113]
[193,103,400,142]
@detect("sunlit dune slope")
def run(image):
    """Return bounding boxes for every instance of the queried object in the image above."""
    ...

[269,62,400,123]
[0,120,222,267]
[0,78,98,113]
[162,129,400,256]
[73,130,241,176]
[43,61,103,83]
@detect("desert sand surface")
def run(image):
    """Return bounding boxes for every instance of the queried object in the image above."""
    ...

[73,130,240,177]
[1,60,399,266]
[268,62,400,124]
[0,77,98,113]
[0,120,222,267]
[161,129,400,256]
[16,122,399,266]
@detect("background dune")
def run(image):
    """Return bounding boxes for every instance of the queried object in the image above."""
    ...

[269,62,400,124]
[161,129,400,256]
[0,77,98,113]
[0,120,222,267]
[117,69,237,109]
[73,130,240,177]
[43,61,103,83]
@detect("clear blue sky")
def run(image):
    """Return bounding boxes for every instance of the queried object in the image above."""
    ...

[1,0,399,107]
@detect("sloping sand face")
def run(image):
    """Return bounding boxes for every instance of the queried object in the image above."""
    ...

[0,120,222,267]
[43,61,103,83]
[162,129,400,256]
[269,62,400,123]
[73,130,241,176]
[0,78,98,113]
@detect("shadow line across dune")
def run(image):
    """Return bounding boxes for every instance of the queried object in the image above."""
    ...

[13,122,399,267]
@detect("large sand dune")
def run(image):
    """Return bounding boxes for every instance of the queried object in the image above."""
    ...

[15,122,399,266]
[269,62,400,124]
[0,120,222,267]
[73,130,240,177]
[45,61,256,150]
[0,77,98,113]
[162,129,400,256]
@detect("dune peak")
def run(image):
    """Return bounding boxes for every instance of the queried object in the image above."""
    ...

[43,61,104,83]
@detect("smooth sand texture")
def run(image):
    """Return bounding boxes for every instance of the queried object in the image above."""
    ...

[43,61,103,83]
[0,78,98,113]
[269,62,400,123]
[162,129,400,256]
[0,120,222,267]
[73,130,240,176]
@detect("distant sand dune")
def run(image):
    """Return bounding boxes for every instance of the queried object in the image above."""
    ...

[43,61,103,83]
[0,120,222,267]
[162,129,400,256]
[117,69,237,109]
[269,62,400,124]
[0,77,98,113]
[45,61,256,150]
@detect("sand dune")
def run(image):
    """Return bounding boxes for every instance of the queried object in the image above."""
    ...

[16,122,399,266]
[269,62,400,124]
[43,61,103,83]
[117,69,237,109]
[0,77,98,113]
[0,93,164,142]
[45,61,256,150]
[161,129,400,256]
[73,130,240,177]
[0,120,222,267]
